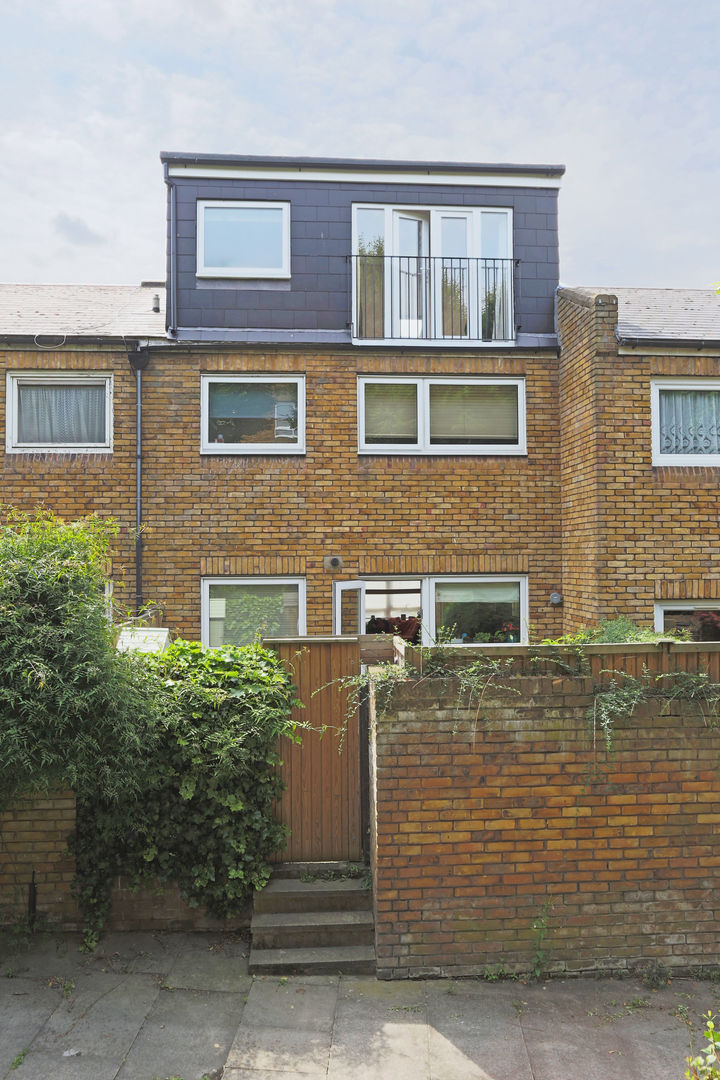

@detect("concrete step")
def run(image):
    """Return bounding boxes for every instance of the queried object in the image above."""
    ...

[253,876,373,915]
[269,861,366,880]
[252,909,375,949]
[249,944,376,976]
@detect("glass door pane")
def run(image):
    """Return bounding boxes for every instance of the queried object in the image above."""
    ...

[438,215,470,338]
[393,212,428,338]
[333,581,366,635]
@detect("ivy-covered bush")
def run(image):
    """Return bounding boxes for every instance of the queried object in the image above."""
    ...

[73,639,300,943]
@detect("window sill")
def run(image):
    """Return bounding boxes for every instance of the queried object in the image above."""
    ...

[200,446,306,456]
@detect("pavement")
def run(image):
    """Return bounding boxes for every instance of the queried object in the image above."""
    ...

[0,930,717,1080]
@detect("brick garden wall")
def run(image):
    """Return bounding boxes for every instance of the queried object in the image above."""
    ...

[0,793,78,929]
[0,794,249,933]
[371,673,720,979]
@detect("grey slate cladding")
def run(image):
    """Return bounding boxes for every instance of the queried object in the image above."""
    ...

[167,174,561,340]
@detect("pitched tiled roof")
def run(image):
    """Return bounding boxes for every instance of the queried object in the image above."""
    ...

[0,283,166,340]
[564,286,720,343]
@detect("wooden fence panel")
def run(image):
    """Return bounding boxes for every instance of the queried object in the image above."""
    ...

[264,637,363,863]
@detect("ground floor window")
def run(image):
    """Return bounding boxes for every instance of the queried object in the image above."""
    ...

[654,603,720,641]
[202,578,306,646]
[334,575,528,645]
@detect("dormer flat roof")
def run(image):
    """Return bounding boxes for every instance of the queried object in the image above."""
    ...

[161,152,565,188]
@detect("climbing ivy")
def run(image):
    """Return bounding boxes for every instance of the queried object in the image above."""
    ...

[73,639,301,947]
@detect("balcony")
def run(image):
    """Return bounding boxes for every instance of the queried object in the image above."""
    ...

[351,256,515,344]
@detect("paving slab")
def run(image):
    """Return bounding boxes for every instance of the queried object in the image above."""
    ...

[165,944,251,993]
[0,977,61,1077]
[425,982,532,1080]
[29,972,159,1065]
[117,987,244,1080]
[226,977,340,1074]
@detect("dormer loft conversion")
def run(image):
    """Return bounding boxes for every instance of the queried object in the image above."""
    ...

[161,153,564,347]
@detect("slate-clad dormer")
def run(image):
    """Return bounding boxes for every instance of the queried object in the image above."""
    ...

[161,153,564,347]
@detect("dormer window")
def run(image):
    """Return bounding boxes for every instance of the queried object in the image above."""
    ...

[196,201,291,279]
[352,204,513,343]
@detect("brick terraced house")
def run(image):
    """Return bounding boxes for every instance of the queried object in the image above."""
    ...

[1,155,719,646]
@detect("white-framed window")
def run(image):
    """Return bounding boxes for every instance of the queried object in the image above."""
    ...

[196,200,291,279]
[654,602,720,642]
[201,375,305,454]
[334,575,528,645]
[651,379,720,466]
[5,372,113,454]
[202,577,307,647]
[352,203,513,342]
[357,376,525,455]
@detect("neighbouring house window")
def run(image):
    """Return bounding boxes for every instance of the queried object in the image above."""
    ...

[202,578,306,647]
[654,603,720,642]
[201,375,305,454]
[358,377,525,454]
[196,200,291,279]
[333,575,528,644]
[433,578,523,643]
[352,204,513,342]
[5,373,113,453]
[651,379,720,465]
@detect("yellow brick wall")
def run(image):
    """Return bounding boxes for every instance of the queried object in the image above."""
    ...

[1,343,565,640]
[558,291,720,631]
[0,347,137,606]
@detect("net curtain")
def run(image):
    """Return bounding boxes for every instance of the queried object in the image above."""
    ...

[17,384,106,444]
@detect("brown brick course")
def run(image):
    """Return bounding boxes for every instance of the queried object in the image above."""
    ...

[371,675,720,979]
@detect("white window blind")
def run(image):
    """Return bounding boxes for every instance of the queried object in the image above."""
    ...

[429,383,518,444]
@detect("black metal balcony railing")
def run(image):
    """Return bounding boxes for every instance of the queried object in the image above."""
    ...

[351,256,515,342]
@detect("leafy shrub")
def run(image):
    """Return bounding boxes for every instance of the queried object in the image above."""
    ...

[542,615,688,645]
[0,510,165,806]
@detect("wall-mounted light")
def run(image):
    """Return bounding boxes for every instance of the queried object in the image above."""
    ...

[549,592,564,606]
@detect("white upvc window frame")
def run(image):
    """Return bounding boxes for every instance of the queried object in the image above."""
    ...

[651,378,720,466]
[351,202,513,346]
[357,375,526,455]
[653,602,720,634]
[332,574,529,646]
[201,576,307,647]
[200,374,306,455]
[5,371,113,454]
[196,199,291,279]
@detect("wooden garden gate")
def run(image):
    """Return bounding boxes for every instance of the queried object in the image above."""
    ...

[264,637,366,862]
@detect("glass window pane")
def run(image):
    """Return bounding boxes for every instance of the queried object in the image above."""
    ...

[204,206,284,270]
[663,608,720,641]
[481,212,510,258]
[356,210,385,339]
[17,384,106,444]
[208,382,298,445]
[364,383,418,444]
[441,217,468,258]
[208,583,299,646]
[356,208,384,256]
[429,384,518,445]
[658,390,720,455]
[364,578,421,641]
[435,581,520,643]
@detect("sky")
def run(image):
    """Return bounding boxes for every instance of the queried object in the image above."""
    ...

[1,0,718,290]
